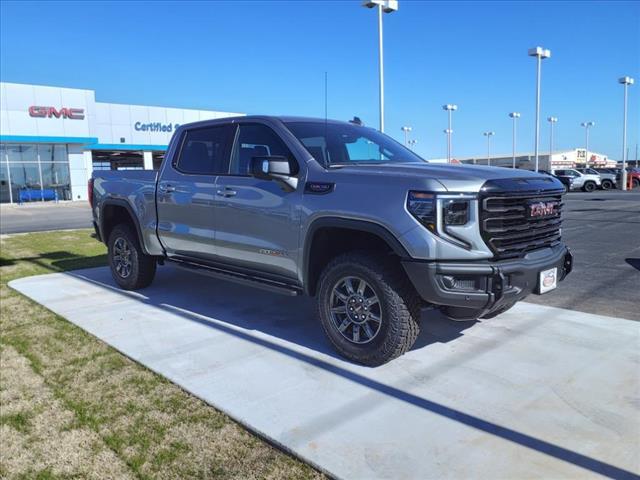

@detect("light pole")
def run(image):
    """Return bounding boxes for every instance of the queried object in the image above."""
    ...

[580,121,595,167]
[509,112,521,168]
[443,129,451,159]
[547,116,558,162]
[528,46,551,172]
[619,76,634,190]
[401,126,412,146]
[408,139,418,150]
[483,131,495,166]
[442,104,457,163]
[362,1,398,133]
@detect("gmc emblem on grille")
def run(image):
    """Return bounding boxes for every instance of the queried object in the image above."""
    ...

[529,201,557,218]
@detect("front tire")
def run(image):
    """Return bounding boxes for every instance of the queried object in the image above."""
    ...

[108,224,156,290]
[601,179,613,190]
[316,252,421,366]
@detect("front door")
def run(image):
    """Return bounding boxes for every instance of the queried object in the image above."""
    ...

[213,123,301,280]
[156,124,232,261]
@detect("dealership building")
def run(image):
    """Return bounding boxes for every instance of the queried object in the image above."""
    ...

[457,149,617,170]
[0,82,243,204]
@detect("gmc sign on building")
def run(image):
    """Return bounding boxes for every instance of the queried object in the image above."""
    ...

[28,106,85,119]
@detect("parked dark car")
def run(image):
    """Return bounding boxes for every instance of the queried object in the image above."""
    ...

[539,170,572,191]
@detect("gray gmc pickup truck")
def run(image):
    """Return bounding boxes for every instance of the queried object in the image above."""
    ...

[90,116,572,365]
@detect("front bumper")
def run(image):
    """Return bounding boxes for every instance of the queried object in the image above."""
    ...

[402,244,573,319]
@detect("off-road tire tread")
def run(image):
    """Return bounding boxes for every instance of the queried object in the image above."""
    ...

[317,251,421,366]
[108,224,156,290]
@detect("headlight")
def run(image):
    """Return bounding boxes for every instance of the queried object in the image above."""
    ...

[407,191,474,249]
[443,199,470,226]
[407,191,436,231]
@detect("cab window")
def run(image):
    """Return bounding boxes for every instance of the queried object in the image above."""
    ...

[229,124,296,176]
[176,126,230,175]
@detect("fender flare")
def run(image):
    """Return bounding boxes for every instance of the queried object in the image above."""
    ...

[302,217,410,295]
[99,198,150,255]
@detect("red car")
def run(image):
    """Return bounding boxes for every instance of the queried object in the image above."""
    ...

[620,168,640,189]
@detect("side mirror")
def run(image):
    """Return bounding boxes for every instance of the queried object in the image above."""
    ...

[250,156,297,191]
[250,155,291,179]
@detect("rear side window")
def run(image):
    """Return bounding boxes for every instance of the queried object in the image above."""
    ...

[176,126,229,175]
[229,124,296,175]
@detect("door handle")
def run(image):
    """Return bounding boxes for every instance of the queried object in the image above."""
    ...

[159,184,176,193]
[216,189,237,198]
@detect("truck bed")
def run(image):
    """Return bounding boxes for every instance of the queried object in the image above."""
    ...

[92,169,163,255]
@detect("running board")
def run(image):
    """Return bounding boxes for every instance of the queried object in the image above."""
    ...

[167,259,301,296]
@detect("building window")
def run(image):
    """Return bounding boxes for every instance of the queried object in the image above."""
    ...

[0,143,71,203]
[91,150,144,170]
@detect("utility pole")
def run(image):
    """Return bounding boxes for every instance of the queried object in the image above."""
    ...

[362,1,398,132]
[528,47,551,172]
[509,112,521,168]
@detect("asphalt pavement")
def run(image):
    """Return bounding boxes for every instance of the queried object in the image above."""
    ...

[525,190,640,320]
[0,201,92,234]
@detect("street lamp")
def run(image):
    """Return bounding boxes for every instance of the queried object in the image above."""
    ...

[483,131,495,166]
[442,104,458,163]
[547,116,558,161]
[362,0,398,133]
[619,76,634,190]
[408,139,418,150]
[401,125,412,146]
[509,112,521,168]
[580,121,595,167]
[528,46,551,172]
[443,129,451,158]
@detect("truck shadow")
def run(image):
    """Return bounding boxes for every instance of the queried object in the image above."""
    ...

[69,264,477,361]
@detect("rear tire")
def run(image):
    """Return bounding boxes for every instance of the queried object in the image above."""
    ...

[316,251,421,366]
[583,181,596,192]
[601,179,613,190]
[108,224,156,290]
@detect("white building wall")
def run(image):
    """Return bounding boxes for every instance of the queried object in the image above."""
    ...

[93,102,243,147]
[0,82,95,138]
[69,145,88,201]
[143,151,153,170]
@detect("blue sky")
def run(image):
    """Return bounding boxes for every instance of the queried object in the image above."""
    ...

[1,0,638,160]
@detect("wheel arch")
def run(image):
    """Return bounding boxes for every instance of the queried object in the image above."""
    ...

[100,199,150,255]
[302,217,410,296]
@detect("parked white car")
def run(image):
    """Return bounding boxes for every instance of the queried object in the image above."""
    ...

[577,168,616,190]
[552,169,601,192]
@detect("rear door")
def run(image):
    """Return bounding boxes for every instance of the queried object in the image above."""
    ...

[156,123,233,261]
[212,122,301,280]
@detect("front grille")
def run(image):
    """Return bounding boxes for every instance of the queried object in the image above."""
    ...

[480,189,564,259]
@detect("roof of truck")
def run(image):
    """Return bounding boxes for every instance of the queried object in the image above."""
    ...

[178,115,363,130]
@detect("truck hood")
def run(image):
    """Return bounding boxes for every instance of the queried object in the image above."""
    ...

[329,162,549,192]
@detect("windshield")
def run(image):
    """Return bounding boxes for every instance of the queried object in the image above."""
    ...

[284,121,424,166]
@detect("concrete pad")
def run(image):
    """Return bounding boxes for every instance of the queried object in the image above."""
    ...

[9,266,640,479]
